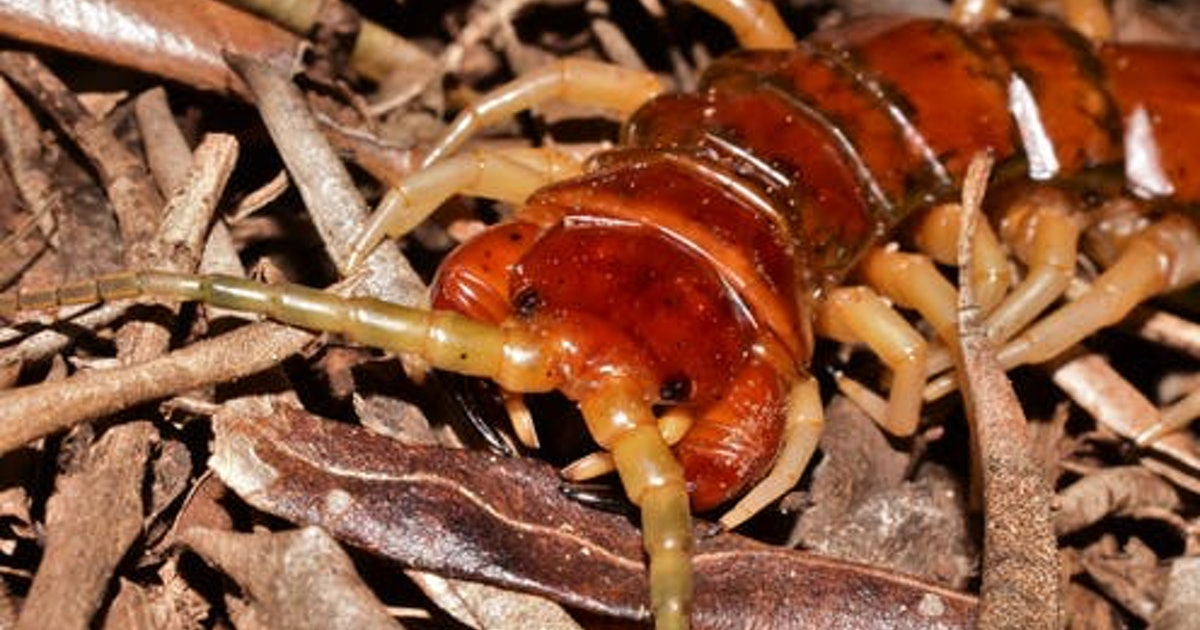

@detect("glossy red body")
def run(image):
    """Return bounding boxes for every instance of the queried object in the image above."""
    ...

[431,17,1200,511]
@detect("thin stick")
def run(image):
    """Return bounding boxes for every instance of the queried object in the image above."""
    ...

[0,319,311,455]
[952,153,1059,630]
[227,54,425,306]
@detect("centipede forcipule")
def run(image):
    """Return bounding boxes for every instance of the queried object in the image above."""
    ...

[1,1,1199,628]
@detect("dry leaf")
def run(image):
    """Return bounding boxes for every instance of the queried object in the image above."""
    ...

[180,526,403,630]
[209,402,978,629]
[0,0,303,96]
[407,572,582,630]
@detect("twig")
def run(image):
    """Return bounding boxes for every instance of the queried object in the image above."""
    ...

[119,133,239,362]
[227,54,425,306]
[0,75,58,261]
[1053,352,1200,495]
[134,87,196,196]
[222,0,436,84]
[952,154,1059,630]
[0,320,313,455]
[1129,306,1200,361]
[0,52,163,263]
[14,421,155,630]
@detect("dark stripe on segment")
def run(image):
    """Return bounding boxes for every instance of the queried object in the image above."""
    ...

[820,18,1015,195]
[625,77,885,281]
[986,19,1123,180]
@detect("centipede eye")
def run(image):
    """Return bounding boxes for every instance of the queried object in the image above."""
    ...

[513,287,541,317]
[659,374,692,403]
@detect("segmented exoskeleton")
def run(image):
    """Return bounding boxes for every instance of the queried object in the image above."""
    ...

[3,2,1200,628]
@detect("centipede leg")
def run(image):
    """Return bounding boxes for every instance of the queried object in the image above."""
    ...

[984,189,1081,344]
[995,214,1200,369]
[912,202,1011,314]
[421,59,665,166]
[816,286,929,436]
[859,248,960,347]
[503,393,540,448]
[684,0,795,49]
[348,147,581,267]
[561,409,694,481]
[580,386,693,630]
[926,213,1200,401]
[718,376,823,530]
[919,189,1080,376]
[1061,0,1114,42]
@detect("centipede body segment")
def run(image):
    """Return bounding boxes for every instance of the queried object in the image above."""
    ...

[3,2,1200,629]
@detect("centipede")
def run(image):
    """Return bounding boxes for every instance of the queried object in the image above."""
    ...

[1,1,1199,628]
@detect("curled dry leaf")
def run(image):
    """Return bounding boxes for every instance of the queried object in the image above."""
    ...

[0,0,302,96]
[209,403,977,629]
[180,525,402,630]
[791,397,976,590]
[1054,466,1182,537]
[1151,557,1200,630]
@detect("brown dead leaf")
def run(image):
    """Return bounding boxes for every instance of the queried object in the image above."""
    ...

[1063,579,1122,630]
[209,402,978,629]
[0,0,303,96]
[1055,466,1183,537]
[1151,556,1200,630]
[179,526,403,630]
[791,397,976,589]
[407,572,582,630]
[1078,535,1165,622]
[103,570,209,630]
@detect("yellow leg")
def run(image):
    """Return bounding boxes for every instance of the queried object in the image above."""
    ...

[423,58,665,166]
[816,286,928,436]
[685,0,795,49]
[348,147,581,268]
[504,393,540,449]
[1062,0,1113,42]
[997,215,1199,368]
[561,409,694,481]
[859,248,959,346]
[925,214,1200,401]
[718,377,823,529]
[912,202,1011,315]
[923,189,1081,377]
[580,385,692,630]
[985,189,1080,343]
